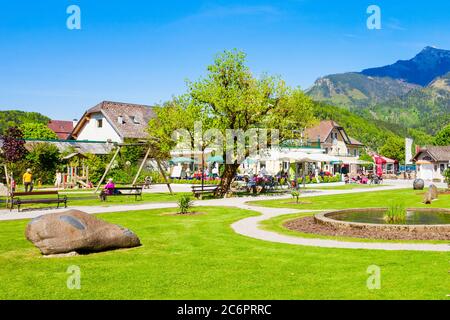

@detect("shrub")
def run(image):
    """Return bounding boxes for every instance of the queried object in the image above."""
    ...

[25,143,61,184]
[291,190,300,203]
[443,169,450,189]
[384,203,406,224]
[177,195,194,214]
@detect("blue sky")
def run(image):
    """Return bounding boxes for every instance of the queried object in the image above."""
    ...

[0,0,449,119]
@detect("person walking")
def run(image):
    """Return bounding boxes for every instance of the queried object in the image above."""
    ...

[23,168,33,192]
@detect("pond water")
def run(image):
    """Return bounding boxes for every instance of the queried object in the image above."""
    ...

[331,210,450,225]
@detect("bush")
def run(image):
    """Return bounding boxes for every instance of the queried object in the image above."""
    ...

[443,169,450,188]
[25,143,61,184]
[291,190,300,203]
[177,195,194,214]
[384,203,406,223]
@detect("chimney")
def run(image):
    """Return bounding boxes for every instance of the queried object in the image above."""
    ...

[72,119,78,128]
[118,116,124,124]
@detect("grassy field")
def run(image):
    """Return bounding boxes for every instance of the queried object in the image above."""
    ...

[0,205,449,300]
[1,192,191,210]
[248,188,450,210]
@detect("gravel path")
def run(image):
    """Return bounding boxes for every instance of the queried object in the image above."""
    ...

[1,183,448,252]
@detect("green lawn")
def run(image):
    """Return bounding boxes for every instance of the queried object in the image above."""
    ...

[0,205,449,299]
[248,188,450,210]
[1,192,191,210]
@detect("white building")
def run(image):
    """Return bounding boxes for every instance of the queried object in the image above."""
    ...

[413,146,450,182]
[70,101,155,143]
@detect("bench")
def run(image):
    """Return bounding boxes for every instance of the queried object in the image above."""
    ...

[191,185,219,199]
[9,191,67,212]
[100,186,143,201]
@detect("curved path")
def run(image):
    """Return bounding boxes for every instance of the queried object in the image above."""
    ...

[1,184,449,252]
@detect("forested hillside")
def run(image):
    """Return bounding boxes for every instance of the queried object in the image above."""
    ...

[0,110,50,134]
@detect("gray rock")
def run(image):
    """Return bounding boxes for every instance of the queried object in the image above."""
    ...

[25,210,141,255]
[413,179,425,190]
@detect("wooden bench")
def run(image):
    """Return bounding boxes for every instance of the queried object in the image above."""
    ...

[100,186,143,201]
[191,185,219,199]
[9,191,67,212]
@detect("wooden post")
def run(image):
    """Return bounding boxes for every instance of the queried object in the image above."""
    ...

[94,146,121,193]
[156,159,173,194]
[132,147,151,186]
[3,164,9,188]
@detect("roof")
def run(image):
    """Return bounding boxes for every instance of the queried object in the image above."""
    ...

[47,120,73,140]
[305,120,340,143]
[413,146,450,162]
[348,137,364,146]
[72,101,155,140]
[24,139,115,155]
[305,120,364,146]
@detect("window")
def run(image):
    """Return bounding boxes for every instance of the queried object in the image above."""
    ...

[440,164,445,173]
[129,116,140,124]
[96,119,103,128]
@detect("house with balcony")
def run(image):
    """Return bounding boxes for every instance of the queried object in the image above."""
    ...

[304,120,365,174]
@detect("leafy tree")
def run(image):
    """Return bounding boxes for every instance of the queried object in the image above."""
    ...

[434,124,450,146]
[25,143,61,184]
[83,154,107,184]
[443,168,450,188]
[188,50,315,194]
[1,127,28,163]
[20,122,58,140]
[379,136,405,163]
[149,50,316,195]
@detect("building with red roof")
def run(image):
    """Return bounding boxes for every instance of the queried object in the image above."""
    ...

[47,120,75,140]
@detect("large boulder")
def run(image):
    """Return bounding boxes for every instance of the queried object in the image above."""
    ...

[25,210,141,255]
[413,179,425,190]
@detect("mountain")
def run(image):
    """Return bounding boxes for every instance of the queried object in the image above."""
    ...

[0,110,50,134]
[307,47,450,137]
[362,47,450,86]
[313,102,433,150]
[429,71,450,91]
[367,85,450,135]
[307,72,418,108]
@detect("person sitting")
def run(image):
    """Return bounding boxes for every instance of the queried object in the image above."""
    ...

[344,174,350,184]
[144,176,152,188]
[100,178,120,200]
[360,174,368,184]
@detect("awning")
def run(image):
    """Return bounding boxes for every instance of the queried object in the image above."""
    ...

[415,160,432,165]
[206,155,224,163]
[336,156,374,165]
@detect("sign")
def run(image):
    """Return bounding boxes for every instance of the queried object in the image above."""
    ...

[405,138,413,165]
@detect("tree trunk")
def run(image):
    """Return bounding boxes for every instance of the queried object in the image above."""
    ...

[218,162,240,197]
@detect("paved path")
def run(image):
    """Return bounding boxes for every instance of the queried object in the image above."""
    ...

[1,183,448,252]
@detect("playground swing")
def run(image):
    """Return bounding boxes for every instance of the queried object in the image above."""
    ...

[94,142,173,194]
